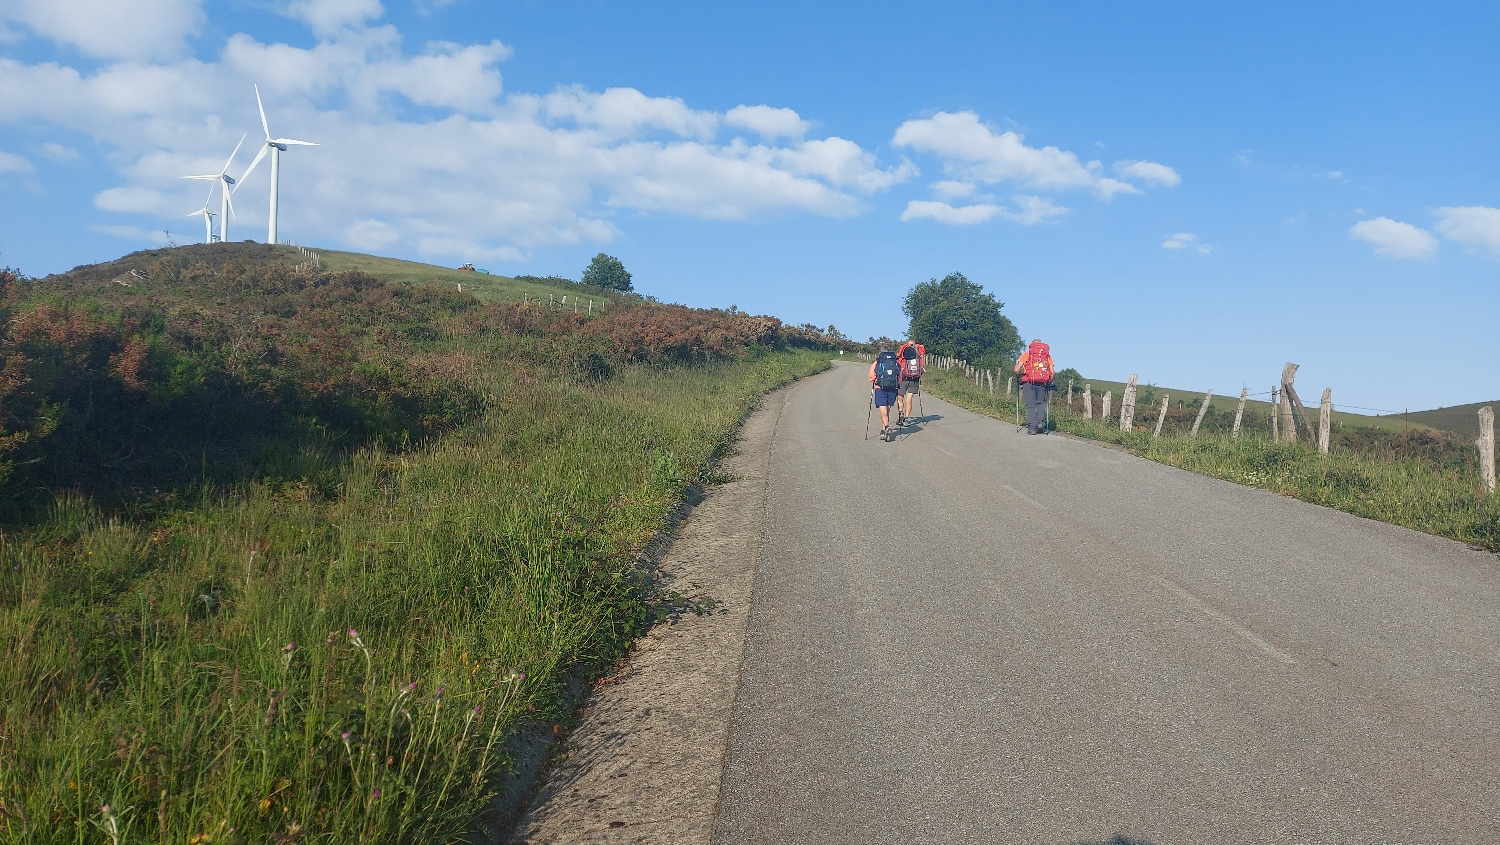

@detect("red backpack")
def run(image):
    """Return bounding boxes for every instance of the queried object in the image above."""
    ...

[1022,341,1053,384]
[900,343,924,378]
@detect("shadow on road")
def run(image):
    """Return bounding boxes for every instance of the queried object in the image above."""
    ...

[1074,836,1156,845]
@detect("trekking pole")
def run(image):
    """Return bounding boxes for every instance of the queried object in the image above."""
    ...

[864,387,874,441]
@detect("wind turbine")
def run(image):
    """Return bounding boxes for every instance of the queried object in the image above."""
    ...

[182,135,244,243]
[238,85,317,245]
[187,202,217,243]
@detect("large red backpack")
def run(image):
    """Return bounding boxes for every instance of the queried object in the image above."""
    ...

[1022,341,1053,384]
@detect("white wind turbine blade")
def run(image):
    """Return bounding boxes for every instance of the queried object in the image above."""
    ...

[271,138,318,147]
[182,174,219,181]
[223,182,235,218]
[255,84,271,140]
[220,133,247,176]
[238,144,269,186]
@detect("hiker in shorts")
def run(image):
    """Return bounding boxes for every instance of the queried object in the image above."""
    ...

[869,346,902,440]
[1014,338,1055,434]
[896,339,925,424]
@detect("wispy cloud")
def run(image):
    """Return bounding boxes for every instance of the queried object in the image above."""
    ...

[1162,232,1211,254]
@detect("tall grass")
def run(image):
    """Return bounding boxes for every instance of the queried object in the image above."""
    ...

[0,350,828,843]
[924,367,1500,554]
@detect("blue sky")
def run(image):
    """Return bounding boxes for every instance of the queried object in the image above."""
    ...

[2,1,1497,411]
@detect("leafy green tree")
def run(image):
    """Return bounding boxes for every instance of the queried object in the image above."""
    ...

[903,272,1021,366]
[582,253,633,291]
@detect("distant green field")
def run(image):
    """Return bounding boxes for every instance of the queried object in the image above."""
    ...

[1378,400,1499,435]
[310,247,623,308]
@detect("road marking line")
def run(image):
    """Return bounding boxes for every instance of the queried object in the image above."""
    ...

[1002,484,1046,511]
[933,446,954,457]
[1154,576,1297,665]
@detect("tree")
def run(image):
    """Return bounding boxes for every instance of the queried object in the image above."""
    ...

[902,272,1021,366]
[582,253,632,292]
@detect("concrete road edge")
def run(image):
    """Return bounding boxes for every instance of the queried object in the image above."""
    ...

[507,377,799,843]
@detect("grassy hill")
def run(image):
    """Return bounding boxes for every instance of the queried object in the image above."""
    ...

[1378,399,1500,435]
[313,247,622,306]
[0,243,840,843]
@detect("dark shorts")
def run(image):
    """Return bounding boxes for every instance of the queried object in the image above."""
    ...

[873,387,898,407]
[899,377,921,397]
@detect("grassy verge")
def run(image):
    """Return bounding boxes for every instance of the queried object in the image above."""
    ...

[0,279,827,840]
[923,367,1500,554]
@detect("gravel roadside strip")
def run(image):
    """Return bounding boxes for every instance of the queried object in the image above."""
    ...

[508,379,797,843]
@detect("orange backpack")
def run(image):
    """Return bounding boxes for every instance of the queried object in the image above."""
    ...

[1022,341,1053,384]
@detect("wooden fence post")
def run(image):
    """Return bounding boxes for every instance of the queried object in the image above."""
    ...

[1479,406,1495,494]
[1232,388,1247,437]
[1191,389,1214,437]
[1102,390,1112,423]
[1067,379,1074,409]
[1120,375,1138,432]
[1280,362,1314,443]
[987,370,994,394]
[1153,394,1170,437]
[1007,377,1014,398]
[1270,387,1279,441]
[1083,383,1093,419]
[1318,388,1332,455]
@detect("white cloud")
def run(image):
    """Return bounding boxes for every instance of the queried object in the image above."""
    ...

[1434,205,1500,255]
[725,104,809,140]
[1114,159,1180,187]
[900,200,1000,225]
[892,110,1169,201]
[0,0,205,60]
[1328,170,1344,179]
[0,150,34,173]
[1000,195,1068,225]
[901,194,1066,227]
[0,11,911,260]
[930,180,976,200]
[1162,232,1211,254]
[1349,217,1437,259]
[345,219,400,250]
[283,0,384,38]
[39,141,80,162]
[536,85,717,140]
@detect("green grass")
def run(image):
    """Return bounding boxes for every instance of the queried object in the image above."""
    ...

[0,348,829,843]
[313,249,620,306]
[923,366,1500,554]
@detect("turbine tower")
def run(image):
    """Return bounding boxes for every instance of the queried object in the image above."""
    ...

[182,135,244,243]
[239,85,317,245]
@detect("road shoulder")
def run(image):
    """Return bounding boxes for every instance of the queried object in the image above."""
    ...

[508,379,794,844]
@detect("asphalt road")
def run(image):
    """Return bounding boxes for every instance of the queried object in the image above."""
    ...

[714,361,1500,845]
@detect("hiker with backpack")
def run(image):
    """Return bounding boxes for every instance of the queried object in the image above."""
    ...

[896,339,925,424]
[868,346,903,441]
[1014,338,1055,434]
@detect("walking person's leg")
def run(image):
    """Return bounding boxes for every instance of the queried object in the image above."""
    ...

[1025,383,1046,433]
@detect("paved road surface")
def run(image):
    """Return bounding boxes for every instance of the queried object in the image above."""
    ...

[715,361,1500,844]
